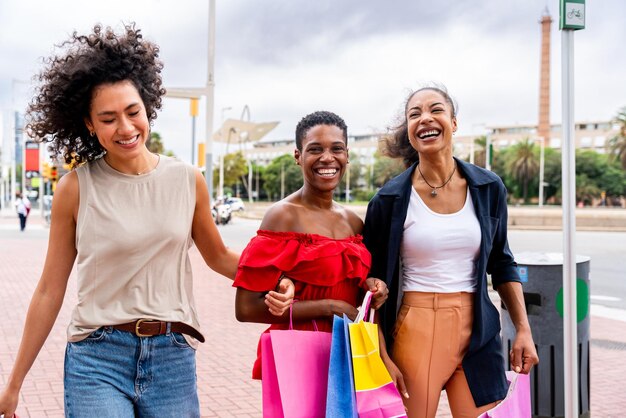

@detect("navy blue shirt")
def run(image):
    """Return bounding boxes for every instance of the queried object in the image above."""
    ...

[363,157,521,406]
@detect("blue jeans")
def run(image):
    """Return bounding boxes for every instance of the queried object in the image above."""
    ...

[64,326,199,417]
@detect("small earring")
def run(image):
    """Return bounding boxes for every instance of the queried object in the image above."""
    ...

[89,131,95,137]
[347,160,350,164]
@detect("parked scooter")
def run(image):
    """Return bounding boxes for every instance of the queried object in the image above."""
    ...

[211,201,232,225]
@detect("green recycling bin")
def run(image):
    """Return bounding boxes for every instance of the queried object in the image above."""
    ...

[500,252,590,418]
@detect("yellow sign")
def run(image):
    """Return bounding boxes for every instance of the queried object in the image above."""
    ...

[190,98,199,117]
[197,143,205,168]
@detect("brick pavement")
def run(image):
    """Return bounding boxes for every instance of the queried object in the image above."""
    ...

[1,212,625,417]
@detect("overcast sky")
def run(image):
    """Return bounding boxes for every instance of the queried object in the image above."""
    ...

[1,0,625,164]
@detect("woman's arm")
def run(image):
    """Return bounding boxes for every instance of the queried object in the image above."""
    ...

[191,170,292,313]
[497,282,539,374]
[235,286,358,324]
[191,170,240,279]
[377,324,409,399]
[0,173,78,418]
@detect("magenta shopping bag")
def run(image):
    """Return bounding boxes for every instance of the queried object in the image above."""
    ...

[261,310,332,418]
[477,371,531,418]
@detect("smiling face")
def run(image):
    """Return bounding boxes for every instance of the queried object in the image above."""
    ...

[294,124,348,194]
[84,80,150,162]
[405,88,457,157]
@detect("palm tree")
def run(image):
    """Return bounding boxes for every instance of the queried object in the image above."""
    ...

[505,138,540,204]
[609,106,626,169]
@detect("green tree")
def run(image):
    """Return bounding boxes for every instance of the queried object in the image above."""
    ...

[147,132,164,154]
[576,150,626,199]
[262,154,302,201]
[575,174,601,205]
[212,151,248,194]
[372,152,405,187]
[147,132,176,157]
[609,106,626,169]
[505,138,539,204]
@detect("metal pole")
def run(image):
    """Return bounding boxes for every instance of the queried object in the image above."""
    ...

[218,153,224,199]
[280,161,285,199]
[39,143,44,217]
[191,114,197,166]
[255,159,259,201]
[204,0,216,199]
[345,162,350,203]
[240,105,253,203]
[539,137,545,207]
[248,159,253,203]
[561,29,578,418]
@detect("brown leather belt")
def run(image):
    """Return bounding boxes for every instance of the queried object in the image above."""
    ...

[112,319,205,343]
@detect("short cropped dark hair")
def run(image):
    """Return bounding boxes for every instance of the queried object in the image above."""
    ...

[26,23,165,166]
[294,111,348,151]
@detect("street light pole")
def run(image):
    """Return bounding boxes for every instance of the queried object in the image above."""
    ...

[204,0,216,199]
[240,105,254,203]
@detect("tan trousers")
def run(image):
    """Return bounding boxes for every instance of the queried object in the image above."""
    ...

[391,292,498,418]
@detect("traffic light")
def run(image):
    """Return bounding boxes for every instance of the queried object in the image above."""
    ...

[42,162,51,179]
[50,165,58,181]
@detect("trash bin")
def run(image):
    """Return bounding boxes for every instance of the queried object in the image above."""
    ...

[500,252,590,418]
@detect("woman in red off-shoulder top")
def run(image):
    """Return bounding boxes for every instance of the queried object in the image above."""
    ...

[233,111,389,379]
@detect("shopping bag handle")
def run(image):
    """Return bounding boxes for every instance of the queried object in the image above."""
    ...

[288,300,319,331]
[355,291,375,323]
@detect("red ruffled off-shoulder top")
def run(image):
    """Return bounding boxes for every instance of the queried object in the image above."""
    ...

[233,230,372,379]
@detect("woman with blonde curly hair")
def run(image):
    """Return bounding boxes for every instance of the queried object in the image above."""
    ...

[0,24,292,418]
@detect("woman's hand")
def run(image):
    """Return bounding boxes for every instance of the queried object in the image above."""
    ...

[381,353,409,400]
[365,277,389,310]
[510,328,539,374]
[265,277,295,316]
[0,387,19,418]
[327,300,359,321]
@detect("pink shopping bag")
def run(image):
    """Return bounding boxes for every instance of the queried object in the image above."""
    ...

[477,371,531,418]
[261,310,332,418]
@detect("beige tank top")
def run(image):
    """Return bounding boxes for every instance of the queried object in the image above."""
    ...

[68,155,202,347]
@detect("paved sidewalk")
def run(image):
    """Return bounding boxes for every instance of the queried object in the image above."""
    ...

[0,214,625,417]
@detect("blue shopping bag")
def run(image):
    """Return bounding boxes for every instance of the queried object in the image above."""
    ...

[325,314,358,418]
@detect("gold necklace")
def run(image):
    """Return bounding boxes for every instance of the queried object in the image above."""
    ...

[136,154,160,175]
[417,162,456,197]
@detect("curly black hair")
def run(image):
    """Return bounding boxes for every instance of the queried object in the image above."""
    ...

[294,111,348,151]
[382,85,457,167]
[26,23,165,166]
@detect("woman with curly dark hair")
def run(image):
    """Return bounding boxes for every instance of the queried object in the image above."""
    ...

[0,24,293,418]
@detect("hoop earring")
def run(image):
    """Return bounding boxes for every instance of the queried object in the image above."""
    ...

[90,131,95,137]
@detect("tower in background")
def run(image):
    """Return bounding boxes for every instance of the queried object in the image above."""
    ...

[538,9,552,142]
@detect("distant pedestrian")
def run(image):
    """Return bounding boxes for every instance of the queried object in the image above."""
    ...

[14,192,30,231]
[0,23,293,418]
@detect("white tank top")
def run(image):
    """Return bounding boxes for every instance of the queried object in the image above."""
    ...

[69,155,202,346]
[401,186,480,293]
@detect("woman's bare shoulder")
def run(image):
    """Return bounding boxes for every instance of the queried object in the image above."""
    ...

[334,203,364,235]
[260,200,301,231]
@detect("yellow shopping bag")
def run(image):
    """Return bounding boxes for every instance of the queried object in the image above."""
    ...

[348,291,407,417]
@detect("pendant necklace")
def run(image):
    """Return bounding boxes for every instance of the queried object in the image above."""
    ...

[417,162,456,197]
